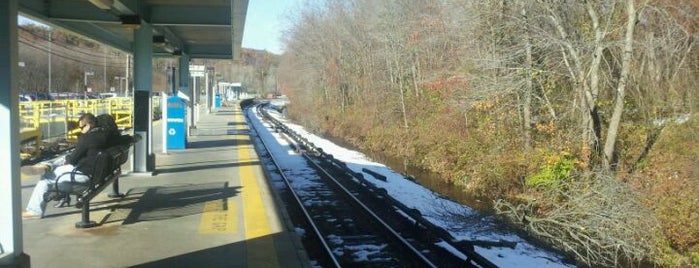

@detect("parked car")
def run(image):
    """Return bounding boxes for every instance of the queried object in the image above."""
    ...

[20,92,55,101]
[19,95,33,102]
[99,93,118,98]
[51,92,99,100]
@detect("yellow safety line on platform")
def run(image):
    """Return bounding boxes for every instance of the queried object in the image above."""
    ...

[240,144,270,238]
[196,116,237,234]
[236,107,281,267]
[199,199,238,233]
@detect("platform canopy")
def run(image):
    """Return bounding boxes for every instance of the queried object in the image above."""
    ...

[18,0,249,59]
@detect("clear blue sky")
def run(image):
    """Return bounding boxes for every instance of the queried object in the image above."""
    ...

[242,0,303,55]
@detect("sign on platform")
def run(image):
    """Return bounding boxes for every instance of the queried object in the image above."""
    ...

[190,64,206,77]
[189,65,205,72]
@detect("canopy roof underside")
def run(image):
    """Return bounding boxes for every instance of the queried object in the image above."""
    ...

[19,0,249,59]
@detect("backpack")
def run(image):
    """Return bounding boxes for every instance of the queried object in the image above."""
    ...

[96,113,119,133]
[89,150,115,184]
[96,113,123,147]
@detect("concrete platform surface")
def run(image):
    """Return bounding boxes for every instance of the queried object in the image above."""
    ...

[20,105,310,268]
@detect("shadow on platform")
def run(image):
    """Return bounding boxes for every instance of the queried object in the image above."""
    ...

[213,111,239,116]
[155,160,260,174]
[122,182,240,224]
[227,121,246,126]
[187,138,250,148]
[127,233,285,268]
[128,242,242,268]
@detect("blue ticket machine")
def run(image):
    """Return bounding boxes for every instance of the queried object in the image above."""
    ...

[166,96,187,149]
[214,94,221,108]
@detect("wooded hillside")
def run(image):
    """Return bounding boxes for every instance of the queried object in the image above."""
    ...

[17,24,127,94]
[17,23,280,96]
[278,1,698,267]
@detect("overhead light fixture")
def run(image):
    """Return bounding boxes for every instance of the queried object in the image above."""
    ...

[153,36,176,53]
[88,0,113,10]
[120,15,140,29]
[153,36,166,44]
[160,44,176,54]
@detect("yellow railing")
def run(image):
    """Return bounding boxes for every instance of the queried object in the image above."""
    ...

[18,98,137,158]
[18,97,165,160]
[108,97,133,129]
[19,103,42,160]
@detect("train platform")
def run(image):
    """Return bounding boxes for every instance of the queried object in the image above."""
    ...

[19,104,311,268]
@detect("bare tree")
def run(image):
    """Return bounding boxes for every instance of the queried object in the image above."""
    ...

[494,171,661,267]
[279,1,699,264]
[521,4,534,151]
[603,0,638,170]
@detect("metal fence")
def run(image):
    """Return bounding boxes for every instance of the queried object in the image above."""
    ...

[17,97,166,160]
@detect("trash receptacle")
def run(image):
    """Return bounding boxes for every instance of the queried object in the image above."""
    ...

[166,96,187,149]
[214,94,221,108]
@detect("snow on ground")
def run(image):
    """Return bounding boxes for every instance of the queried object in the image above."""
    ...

[247,105,575,268]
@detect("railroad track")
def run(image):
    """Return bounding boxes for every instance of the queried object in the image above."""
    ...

[246,103,499,268]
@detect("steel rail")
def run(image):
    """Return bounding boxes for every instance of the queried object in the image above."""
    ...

[302,152,439,268]
[255,102,502,268]
[255,103,440,267]
[246,105,342,268]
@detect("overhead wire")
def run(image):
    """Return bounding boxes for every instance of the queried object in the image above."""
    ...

[18,33,128,69]
[18,26,129,69]
[18,26,125,60]
[19,38,128,69]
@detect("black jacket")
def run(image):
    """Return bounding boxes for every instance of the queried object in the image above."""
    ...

[65,127,110,174]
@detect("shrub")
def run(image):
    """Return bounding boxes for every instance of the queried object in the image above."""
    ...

[495,171,662,267]
[525,151,577,189]
[625,115,699,262]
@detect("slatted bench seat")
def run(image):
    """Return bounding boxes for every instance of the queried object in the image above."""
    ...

[44,134,137,228]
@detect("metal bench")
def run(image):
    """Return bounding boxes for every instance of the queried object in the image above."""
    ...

[44,134,137,228]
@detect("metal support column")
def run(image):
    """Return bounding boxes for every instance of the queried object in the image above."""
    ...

[205,70,210,114]
[132,22,155,173]
[178,54,191,98]
[192,76,198,126]
[0,1,30,266]
[169,66,176,95]
[178,54,191,136]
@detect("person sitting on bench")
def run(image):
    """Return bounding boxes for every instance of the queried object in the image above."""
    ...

[22,113,111,219]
